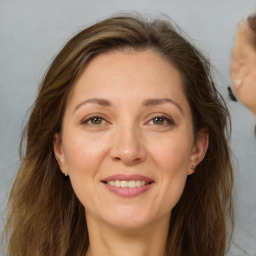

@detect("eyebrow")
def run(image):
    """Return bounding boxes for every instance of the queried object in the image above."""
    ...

[73,98,112,113]
[73,97,183,114]
[142,98,183,114]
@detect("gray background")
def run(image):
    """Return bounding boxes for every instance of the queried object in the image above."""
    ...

[1,0,256,255]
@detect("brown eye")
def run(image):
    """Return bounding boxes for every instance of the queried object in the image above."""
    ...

[91,117,102,124]
[148,115,174,126]
[82,116,106,125]
[152,117,165,125]
[90,117,103,125]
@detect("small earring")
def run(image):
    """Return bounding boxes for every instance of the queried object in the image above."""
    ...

[191,165,195,171]
[64,171,68,177]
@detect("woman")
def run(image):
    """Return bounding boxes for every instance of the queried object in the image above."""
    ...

[3,15,233,255]
[230,13,256,117]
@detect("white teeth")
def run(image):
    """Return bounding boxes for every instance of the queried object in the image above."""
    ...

[136,180,141,187]
[107,180,148,188]
[128,180,136,188]
[120,181,128,188]
[115,180,120,187]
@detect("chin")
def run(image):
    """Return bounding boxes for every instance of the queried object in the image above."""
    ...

[98,205,171,231]
[108,209,149,227]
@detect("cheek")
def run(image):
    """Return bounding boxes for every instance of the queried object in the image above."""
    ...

[149,135,192,209]
[63,132,107,171]
[62,135,108,197]
[150,134,192,171]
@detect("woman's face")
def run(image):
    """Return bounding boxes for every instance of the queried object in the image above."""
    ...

[230,21,256,115]
[54,50,208,230]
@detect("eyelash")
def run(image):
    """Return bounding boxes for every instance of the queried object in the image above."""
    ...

[147,114,175,126]
[81,114,108,126]
[81,114,175,126]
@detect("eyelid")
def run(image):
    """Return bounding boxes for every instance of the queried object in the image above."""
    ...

[146,113,175,126]
[80,112,175,126]
[81,113,110,125]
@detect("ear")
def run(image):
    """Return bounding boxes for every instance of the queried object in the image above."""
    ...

[53,133,67,175]
[188,128,209,175]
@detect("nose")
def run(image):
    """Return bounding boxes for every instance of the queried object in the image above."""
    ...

[110,124,146,165]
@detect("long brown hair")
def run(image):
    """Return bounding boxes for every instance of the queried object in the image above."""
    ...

[2,14,233,256]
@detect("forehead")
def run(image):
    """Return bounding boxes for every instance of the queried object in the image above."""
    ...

[65,49,191,115]
[73,50,184,94]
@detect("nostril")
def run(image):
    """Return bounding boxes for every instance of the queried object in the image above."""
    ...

[113,156,121,161]
[112,156,141,162]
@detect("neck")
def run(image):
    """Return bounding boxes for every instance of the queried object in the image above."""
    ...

[85,215,170,256]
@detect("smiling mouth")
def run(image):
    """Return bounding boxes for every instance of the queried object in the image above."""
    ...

[101,175,154,197]
[102,180,153,188]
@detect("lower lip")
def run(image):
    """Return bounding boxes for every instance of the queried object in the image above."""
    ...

[103,183,153,198]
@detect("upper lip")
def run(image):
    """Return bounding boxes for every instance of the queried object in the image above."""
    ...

[101,174,155,183]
